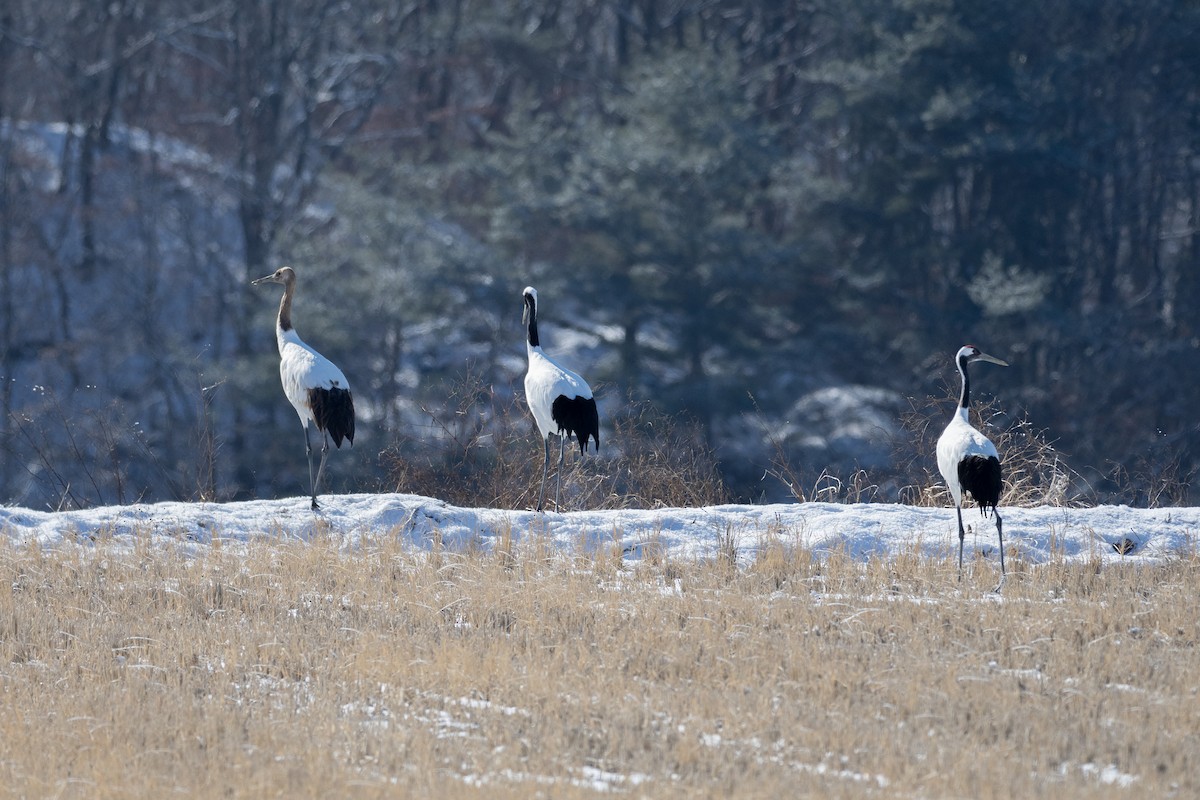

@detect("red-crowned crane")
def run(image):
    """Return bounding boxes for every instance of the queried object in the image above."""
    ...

[936,344,1008,588]
[252,266,355,511]
[522,286,599,512]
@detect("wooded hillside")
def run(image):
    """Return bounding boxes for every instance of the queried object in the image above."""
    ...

[1,0,1197,507]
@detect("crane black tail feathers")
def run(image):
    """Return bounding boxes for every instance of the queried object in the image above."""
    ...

[958,454,1001,515]
[552,395,599,454]
[309,386,356,448]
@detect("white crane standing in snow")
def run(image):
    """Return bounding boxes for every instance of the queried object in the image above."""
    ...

[522,286,599,512]
[936,344,1009,587]
[252,266,355,511]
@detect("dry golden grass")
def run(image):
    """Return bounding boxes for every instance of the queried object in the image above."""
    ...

[1,529,1197,798]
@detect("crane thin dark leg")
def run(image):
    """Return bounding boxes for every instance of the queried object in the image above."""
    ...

[554,433,567,512]
[536,437,550,512]
[311,432,331,511]
[302,423,319,510]
[992,510,1006,593]
[956,505,966,581]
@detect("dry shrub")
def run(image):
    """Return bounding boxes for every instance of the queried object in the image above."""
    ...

[1102,451,1194,507]
[381,374,538,509]
[751,393,885,504]
[895,392,1081,508]
[585,399,731,509]
[3,381,229,508]
[4,389,181,509]
[384,374,730,511]
[894,391,1194,509]
[780,467,883,504]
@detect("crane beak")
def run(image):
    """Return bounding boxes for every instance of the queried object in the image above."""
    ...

[974,352,1009,367]
[251,272,276,286]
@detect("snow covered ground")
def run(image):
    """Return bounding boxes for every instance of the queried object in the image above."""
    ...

[1,494,1190,795]
[2,493,1195,567]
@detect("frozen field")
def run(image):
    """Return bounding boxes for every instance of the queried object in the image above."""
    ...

[1,496,1196,797]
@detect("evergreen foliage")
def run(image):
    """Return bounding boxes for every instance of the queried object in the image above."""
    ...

[0,0,1196,506]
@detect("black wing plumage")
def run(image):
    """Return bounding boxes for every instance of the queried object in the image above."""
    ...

[308,386,356,448]
[551,395,599,454]
[958,454,1001,514]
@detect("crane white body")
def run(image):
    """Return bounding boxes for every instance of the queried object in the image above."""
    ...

[522,286,599,512]
[253,266,355,510]
[277,330,351,430]
[935,345,1007,588]
[936,408,1000,509]
[524,349,593,440]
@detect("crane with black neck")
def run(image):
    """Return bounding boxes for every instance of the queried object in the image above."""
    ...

[936,344,1008,589]
[521,286,599,512]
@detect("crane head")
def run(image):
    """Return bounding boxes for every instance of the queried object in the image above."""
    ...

[251,266,297,287]
[957,344,1008,367]
[522,286,537,324]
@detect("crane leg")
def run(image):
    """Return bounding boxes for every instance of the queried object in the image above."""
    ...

[302,423,318,508]
[956,505,967,581]
[554,433,566,512]
[536,437,550,512]
[311,432,331,511]
[993,509,1006,593]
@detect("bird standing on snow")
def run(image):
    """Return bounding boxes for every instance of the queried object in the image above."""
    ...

[252,266,355,511]
[936,345,1008,587]
[522,286,599,512]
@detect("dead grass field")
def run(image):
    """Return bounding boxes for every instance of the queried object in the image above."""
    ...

[0,530,1197,798]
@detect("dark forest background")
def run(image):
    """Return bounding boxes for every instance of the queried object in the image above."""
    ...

[1,0,1197,509]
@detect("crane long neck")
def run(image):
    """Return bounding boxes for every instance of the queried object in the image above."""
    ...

[277,278,295,334]
[526,303,540,349]
[957,354,971,410]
